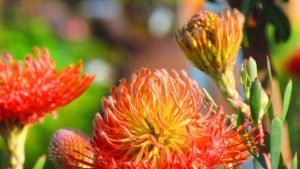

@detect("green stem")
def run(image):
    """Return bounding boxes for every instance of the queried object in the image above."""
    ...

[215,69,250,118]
[1,125,28,169]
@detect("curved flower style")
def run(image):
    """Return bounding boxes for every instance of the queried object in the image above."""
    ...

[49,129,94,168]
[70,68,256,169]
[176,9,244,77]
[0,47,94,125]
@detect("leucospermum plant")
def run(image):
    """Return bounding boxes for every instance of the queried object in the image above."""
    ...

[49,68,258,168]
[47,8,298,169]
[0,47,94,169]
[176,9,297,169]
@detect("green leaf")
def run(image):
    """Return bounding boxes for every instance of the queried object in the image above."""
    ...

[268,102,275,123]
[236,113,245,127]
[242,29,249,48]
[264,132,271,152]
[282,80,292,122]
[32,154,46,169]
[293,152,298,169]
[265,56,273,115]
[270,117,282,169]
[250,79,262,124]
[266,56,272,91]
[279,154,288,169]
[241,60,251,101]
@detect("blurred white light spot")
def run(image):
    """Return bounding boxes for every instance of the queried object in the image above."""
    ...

[85,59,115,85]
[148,7,173,37]
[80,0,121,20]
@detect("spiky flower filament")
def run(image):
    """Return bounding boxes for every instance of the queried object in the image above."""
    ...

[176,9,244,77]
[93,68,205,167]
[0,47,94,125]
[188,107,258,168]
[88,68,258,168]
[49,129,94,169]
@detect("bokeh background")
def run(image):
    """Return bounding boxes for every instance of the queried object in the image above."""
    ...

[0,0,300,168]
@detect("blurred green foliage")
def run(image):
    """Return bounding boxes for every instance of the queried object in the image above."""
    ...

[0,18,119,68]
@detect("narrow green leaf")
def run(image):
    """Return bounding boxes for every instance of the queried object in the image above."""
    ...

[268,102,275,123]
[236,113,245,127]
[270,117,282,169]
[282,80,292,122]
[241,60,251,100]
[242,29,249,48]
[267,56,272,93]
[293,152,298,169]
[32,154,46,169]
[265,56,273,118]
[250,79,262,124]
[279,154,288,169]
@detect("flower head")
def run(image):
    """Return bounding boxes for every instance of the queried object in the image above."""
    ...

[49,129,94,168]
[176,9,244,77]
[88,68,257,168]
[0,47,94,125]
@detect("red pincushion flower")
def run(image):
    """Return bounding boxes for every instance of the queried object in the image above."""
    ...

[50,68,258,169]
[0,47,94,125]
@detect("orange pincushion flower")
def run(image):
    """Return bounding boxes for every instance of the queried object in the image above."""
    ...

[0,47,94,125]
[86,68,258,168]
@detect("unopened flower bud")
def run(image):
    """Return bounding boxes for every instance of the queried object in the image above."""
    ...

[241,57,258,100]
[176,9,244,77]
[246,57,258,81]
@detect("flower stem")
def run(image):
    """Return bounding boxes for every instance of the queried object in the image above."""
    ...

[215,69,250,118]
[1,125,28,169]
